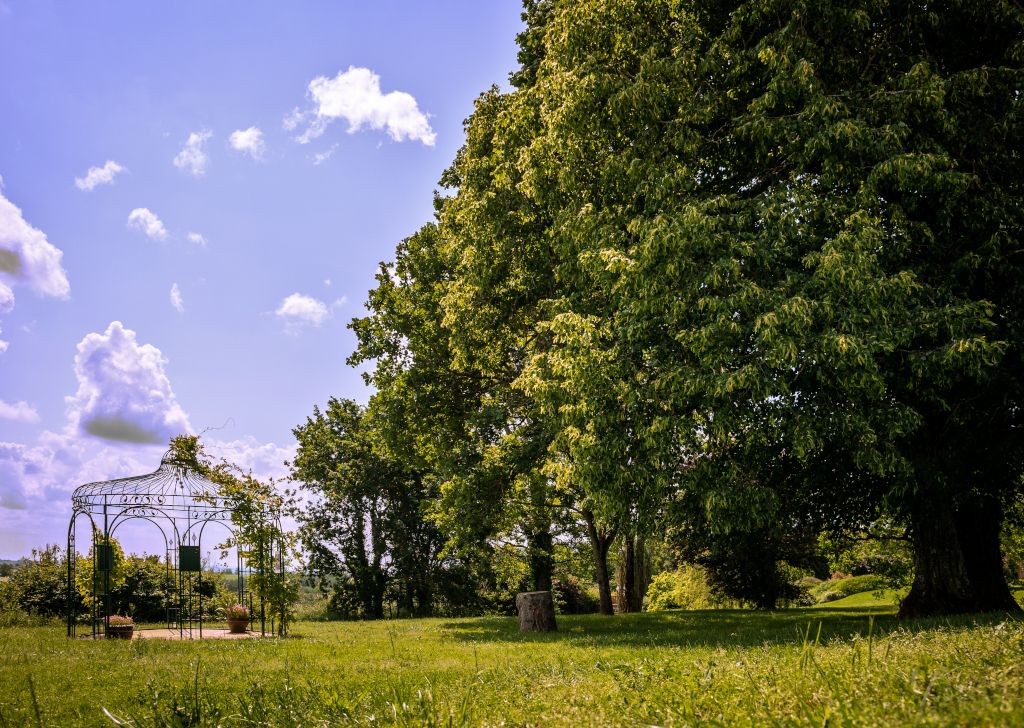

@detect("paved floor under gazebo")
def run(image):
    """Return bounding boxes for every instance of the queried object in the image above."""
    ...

[79,628,266,640]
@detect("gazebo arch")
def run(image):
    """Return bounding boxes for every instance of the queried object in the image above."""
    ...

[66,450,283,638]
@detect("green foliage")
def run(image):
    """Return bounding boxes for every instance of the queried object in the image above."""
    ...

[170,435,300,635]
[551,576,599,615]
[0,545,73,622]
[645,565,724,612]
[291,398,473,618]
[811,575,891,604]
[819,528,915,588]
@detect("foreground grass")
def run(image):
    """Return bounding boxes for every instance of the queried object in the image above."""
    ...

[1,607,1022,726]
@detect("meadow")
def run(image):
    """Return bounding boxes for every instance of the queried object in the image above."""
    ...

[1,603,1023,727]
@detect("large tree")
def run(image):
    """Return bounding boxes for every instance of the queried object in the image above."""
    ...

[515,0,1024,615]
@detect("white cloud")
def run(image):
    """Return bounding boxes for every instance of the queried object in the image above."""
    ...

[0,432,163,517]
[275,293,329,329]
[0,189,70,353]
[312,144,338,165]
[74,160,125,191]
[0,399,40,423]
[228,126,266,160]
[0,281,13,314]
[294,66,435,146]
[282,107,304,131]
[205,436,294,484]
[0,190,71,299]
[187,232,207,246]
[170,283,184,313]
[66,321,191,444]
[127,208,168,240]
[173,129,213,176]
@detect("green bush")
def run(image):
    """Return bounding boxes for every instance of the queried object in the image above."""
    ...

[645,565,724,611]
[810,574,888,603]
[552,576,599,614]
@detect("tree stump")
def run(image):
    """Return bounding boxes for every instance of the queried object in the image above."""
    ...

[515,591,557,632]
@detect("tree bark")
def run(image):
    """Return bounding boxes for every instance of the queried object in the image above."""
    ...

[621,536,636,612]
[583,509,616,616]
[515,591,557,632]
[899,496,1021,618]
[899,499,976,618]
[956,497,1021,613]
[528,525,554,593]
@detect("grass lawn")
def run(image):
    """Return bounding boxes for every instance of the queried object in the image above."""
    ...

[1,607,1022,726]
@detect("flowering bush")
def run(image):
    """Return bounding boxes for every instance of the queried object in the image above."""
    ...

[107,614,133,626]
[223,603,250,620]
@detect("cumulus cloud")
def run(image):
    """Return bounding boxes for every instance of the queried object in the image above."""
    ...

[275,293,329,329]
[0,190,71,299]
[0,189,70,353]
[0,433,163,522]
[66,321,191,444]
[74,160,125,191]
[173,129,213,176]
[229,126,266,160]
[293,66,435,146]
[187,232,207,246]
[0,399,40,423]
[127,208,168,240]
[170,283,184,313]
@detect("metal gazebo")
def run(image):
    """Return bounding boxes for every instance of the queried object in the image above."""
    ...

[66,450,283,638]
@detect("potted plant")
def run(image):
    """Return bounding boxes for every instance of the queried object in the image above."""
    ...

[106,615,134,640]
[224,603,250,634]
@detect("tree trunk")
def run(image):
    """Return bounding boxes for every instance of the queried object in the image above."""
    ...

[583,509,616,616]
[618,536,637,613]
[515,591,557,632]
[528,525,554,593]
[899,496,1021,618]
[957,497,1021,613]
[899,499,975,618]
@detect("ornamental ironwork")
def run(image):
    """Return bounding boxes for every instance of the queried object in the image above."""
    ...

[66,450,284,639]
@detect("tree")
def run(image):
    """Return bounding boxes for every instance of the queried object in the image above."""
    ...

[291,398,449,618]
[510,0,1024,615]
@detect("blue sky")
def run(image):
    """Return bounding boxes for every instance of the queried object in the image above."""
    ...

[0,1,525,558]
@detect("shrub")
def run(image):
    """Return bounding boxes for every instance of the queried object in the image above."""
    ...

[552,576,599,614]
[646,565,723,611]
[810,574,889,603]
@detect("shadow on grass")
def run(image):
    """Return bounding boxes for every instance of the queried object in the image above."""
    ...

[439,606,1020,650]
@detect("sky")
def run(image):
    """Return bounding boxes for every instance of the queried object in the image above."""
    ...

[0,1,525,559]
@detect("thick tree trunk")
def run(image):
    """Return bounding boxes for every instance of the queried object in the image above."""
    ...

[899,496,1021,618]
[583,509,616,616]
[957,497,1021,613]
[515,591,557,632]
[899,499,977,618]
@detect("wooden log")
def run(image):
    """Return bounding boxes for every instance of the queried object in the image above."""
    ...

[515,590,557,632]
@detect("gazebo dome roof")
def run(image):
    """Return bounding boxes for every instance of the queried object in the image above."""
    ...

[71,450,230,515]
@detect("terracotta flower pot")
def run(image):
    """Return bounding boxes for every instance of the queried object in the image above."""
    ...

[227,617,249,634]
[106,625,134,640]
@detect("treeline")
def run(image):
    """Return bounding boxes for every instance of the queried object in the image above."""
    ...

[291,0,1024,618]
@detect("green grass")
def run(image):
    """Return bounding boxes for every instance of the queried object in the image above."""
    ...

[1,607,1023,726]
[810,589,904,609]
